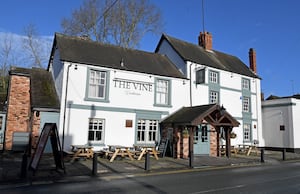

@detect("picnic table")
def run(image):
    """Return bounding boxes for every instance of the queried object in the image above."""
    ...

[106,145,135,162]
[71,145,94,162]
[134,144,159,160]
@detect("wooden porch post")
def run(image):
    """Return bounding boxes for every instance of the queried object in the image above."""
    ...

[216,127,220,157]
[225,127,231,158]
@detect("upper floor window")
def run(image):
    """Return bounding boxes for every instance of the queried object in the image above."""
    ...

[89,70,107,99]
[86,68,109,102]
[209,90,219,104]
[88,118,105,144]
[196,68,205,84]
[242,78,250,90]
[209,71,219,84]
[242,96,250,112]
[155,79,170,106]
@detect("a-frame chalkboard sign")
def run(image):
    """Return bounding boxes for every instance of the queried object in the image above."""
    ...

[158,138,169,158]
[29,123,65,173]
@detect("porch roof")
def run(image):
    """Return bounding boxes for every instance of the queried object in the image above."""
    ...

[160,104,240,128]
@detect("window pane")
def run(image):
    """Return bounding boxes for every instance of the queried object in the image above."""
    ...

[156,79,169,105]
[210,91,218,104]
[136,119,158,143]
[242,79,250,90]
[89,70,106,99]
[243,124,251,141]
[243,97,250,112]
[88,118,104,143]
[209,71,218,83]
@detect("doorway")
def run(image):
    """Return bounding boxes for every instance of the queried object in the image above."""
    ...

[193,124,210,155]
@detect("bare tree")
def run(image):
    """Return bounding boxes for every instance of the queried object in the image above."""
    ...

[23,24,49,68]
[0,33,14,92]
[61,0,163,48]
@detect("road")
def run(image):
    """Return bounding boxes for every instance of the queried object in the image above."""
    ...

[1,162,300,193]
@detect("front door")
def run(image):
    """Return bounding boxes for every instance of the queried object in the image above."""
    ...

[193,124,210,155]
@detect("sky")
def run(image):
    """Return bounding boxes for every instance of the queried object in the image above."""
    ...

[0,0,300,98]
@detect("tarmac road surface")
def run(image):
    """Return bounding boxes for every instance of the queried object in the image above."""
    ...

[1,161,300,194]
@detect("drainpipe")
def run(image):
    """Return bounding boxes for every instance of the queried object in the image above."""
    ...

[62,63,73,152]
[189,63,193,106]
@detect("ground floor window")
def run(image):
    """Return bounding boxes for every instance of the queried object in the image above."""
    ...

[88,118,105,143]
[243,123,251,142]
[137,119,158,144]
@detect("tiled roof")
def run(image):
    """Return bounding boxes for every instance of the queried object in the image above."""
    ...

[161,104,239,127]
[50,33,186,79]
[9,67,60,110]
[156,34,260,79]
[161,104,215,124]
[265,94,300,100]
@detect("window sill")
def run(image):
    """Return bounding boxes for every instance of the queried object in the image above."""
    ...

[84,97,110,103]
[153,103,172,108]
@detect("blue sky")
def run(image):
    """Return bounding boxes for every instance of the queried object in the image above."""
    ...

[1,0,300,98]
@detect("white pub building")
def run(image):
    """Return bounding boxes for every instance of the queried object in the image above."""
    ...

[47,32,262,157]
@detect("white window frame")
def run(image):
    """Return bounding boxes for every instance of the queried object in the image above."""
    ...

[209,90,219,104]
[243,96,250,112]
[88,70,107,99]
[242,78,250,90]
[209,71,218,83]
[155,79,170,106]
[136,119,158,144]
[88,118,105,144]
[243,123,251,142]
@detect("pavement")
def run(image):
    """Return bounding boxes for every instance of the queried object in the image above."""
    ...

[0,150,300,187]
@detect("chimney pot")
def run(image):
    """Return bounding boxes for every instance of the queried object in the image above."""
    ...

[249,48,257,73]
[198,31,213,50]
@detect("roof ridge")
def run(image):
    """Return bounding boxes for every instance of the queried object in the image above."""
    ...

[55,32,158,56]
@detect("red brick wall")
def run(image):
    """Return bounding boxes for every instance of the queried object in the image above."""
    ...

[210,126,218,157]
[176,131,189,159]
[5,75,31,150]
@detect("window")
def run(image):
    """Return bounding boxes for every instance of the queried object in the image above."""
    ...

[155,79,170,105]
[193,129,199,143]
[209,71,218,83]
[242,78,250,90]
[196,68,205,84]
[137,119,158,144]
[88,118,105,143]
[242,97,250,112]
[243,124,251,142]
[209,90,219,104]
[88,70,107,99]
[201,125,208,142]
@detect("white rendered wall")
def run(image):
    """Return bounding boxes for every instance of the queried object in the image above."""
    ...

[292,99,300,148]
[53,61,189,150]
[262,98,299,149]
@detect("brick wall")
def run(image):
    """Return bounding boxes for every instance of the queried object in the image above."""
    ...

[5,75,31,150]
[210,126,218,157]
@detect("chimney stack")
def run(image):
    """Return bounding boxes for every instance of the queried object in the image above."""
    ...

[198,31,213,50]
[249,48,257,73]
